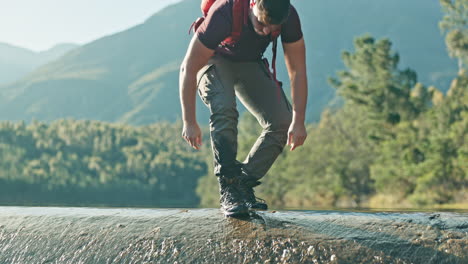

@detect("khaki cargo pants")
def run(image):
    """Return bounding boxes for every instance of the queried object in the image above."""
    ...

[197,55,292,180]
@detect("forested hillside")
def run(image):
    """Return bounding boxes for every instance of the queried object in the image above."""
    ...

[0,120,206,207]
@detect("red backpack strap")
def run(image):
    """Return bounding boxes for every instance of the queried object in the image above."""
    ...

[222,0,249,45]
[202,0,217,16]
[189,0,217,34]
[189,17,205,34]
[231,0,244,41]
[270,29,281,83]
[191,0,249,44]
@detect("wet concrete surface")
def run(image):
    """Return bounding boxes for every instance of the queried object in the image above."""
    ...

[0,207,467,263]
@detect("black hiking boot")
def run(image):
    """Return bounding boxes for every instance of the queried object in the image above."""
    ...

[218,176,249,217]
[238,176,268,211]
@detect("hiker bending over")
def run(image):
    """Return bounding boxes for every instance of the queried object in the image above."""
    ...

[179,0,308,217]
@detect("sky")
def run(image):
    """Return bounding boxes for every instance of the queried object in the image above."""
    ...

[0,0,182,52]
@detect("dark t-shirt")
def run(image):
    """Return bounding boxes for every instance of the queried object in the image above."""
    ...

[196,0,303,61]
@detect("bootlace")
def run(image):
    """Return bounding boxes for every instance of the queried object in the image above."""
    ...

[239,177,265,204]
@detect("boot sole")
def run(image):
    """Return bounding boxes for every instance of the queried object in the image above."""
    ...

[248,207,268,211]
[247,203,268,211]
[221,207,249,217]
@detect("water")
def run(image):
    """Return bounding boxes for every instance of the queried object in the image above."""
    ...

[0,206,467,263]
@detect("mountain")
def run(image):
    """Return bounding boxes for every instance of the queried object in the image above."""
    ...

[36,43,80,65]
[0,0,458,124]
[0,42,79,85]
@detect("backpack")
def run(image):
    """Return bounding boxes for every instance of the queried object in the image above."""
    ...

[189,0,283,95]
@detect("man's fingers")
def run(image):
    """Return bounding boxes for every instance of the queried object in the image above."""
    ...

[182,125,202,150]
[186,136,202,150]
[183,136,191,146]
[183,135,195,148]
[288,132,294,150]
[287,132,293,146]
[193,138,200,150]
[190,137,197,149]
[290,135,307,151]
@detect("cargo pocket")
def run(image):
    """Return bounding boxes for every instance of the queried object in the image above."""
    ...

[197,64,220,106]
[196,64,215,87]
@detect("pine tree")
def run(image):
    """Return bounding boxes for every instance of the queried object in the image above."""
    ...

[440,0,468,69]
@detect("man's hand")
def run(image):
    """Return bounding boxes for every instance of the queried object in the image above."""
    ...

[283,38,308,151]
[182,122,203,150]
[287,121,307,151]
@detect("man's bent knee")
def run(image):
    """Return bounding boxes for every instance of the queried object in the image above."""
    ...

[266,114,292,132]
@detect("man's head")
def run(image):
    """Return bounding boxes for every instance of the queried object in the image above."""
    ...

[250,0,290,36]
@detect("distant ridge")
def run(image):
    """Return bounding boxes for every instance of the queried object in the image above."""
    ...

[0,42,79,85]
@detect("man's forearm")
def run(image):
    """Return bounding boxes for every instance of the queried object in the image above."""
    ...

[290,71,308,122]
[179,66,198,124]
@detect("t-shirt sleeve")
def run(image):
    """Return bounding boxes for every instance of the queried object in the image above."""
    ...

[196,0,232,50]
[280,5,303,43]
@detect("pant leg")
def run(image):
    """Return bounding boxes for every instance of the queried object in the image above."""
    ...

[234,60,293,180]
[197,57,241,177]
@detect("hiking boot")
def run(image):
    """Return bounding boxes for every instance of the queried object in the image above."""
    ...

[238,177,268,211]
[218,175,249,217]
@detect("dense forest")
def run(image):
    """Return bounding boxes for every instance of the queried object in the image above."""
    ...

[0,0,466,208]
[0,121,207,207]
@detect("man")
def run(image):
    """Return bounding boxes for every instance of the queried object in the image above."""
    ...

[179,0,308,216]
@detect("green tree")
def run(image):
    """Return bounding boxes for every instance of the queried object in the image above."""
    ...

[270,107,376,208]
[371,71,467,205]
[329,35,430,133]
[440,0,468,69]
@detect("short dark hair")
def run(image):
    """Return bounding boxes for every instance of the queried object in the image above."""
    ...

[256,0,291,25]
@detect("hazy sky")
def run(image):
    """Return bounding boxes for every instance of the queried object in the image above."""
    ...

[0,0,182,52]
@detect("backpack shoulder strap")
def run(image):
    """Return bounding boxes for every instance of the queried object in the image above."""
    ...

[269,29,283,103]
[202,0,217,16]
[189,0,218,34]
[222,0,249,45]
[270,28,281,82]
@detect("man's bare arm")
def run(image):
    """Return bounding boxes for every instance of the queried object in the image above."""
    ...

[283,37,308,122]
[283,37,308,150]
[180,35,215,125]
[179,35,214,149]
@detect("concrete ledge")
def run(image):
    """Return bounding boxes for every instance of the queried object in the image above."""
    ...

[0,207,467,263]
